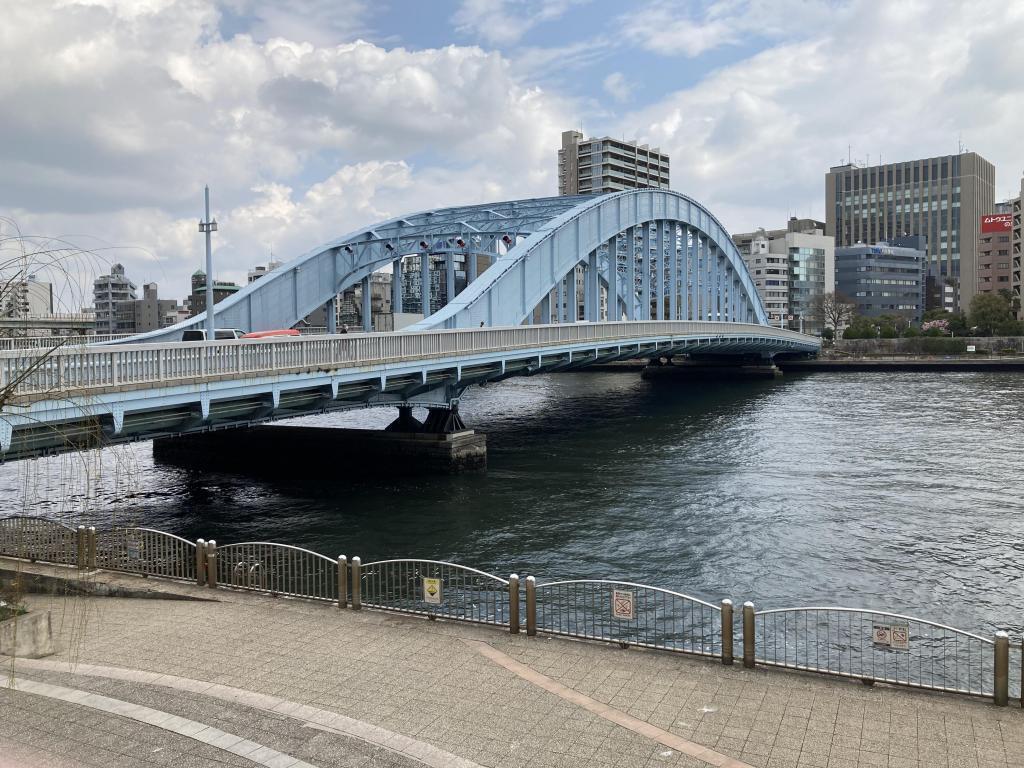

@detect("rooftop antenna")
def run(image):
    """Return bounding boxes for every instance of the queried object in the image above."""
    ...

[848,144,852,164]
[958,133,964,155]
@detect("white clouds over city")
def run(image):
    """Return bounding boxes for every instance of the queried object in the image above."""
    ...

[2,0,1023,302]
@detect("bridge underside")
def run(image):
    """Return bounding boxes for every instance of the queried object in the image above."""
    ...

[1,328,813,462]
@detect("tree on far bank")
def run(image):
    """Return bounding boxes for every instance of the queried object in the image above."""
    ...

[812,291,855,335]
[969,292,1015,336]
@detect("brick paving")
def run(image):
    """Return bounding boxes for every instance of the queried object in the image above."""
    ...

[3,581,1023,768]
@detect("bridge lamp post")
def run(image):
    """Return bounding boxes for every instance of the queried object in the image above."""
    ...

[198,186,218,340]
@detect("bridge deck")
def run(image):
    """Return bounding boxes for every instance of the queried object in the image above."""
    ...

[0,322,819,460]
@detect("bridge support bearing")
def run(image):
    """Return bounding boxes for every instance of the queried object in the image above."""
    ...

[422,404,467,434]
[385,405,423,433]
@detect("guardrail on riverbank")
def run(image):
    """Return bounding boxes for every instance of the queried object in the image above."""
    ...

[0,515,1018,707]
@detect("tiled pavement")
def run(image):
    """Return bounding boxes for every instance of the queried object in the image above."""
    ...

[4,585,1023,768]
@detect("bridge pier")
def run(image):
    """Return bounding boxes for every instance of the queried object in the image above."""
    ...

[153,416,486,476]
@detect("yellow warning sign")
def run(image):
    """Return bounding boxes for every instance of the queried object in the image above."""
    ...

[423,577,442,605]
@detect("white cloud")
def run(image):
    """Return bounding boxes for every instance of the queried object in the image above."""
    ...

[603,72,633,103]
[1,0,574,302]
[621,0,842,58]
[616,0,1024,234]
[453,0,591,45]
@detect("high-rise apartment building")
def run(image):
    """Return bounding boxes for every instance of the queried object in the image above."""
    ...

[825,152,995,311]
[558,130,669,196]
[732,218,834,333]
[115,283,180,333]
[93,263,137,334]
[1006,176,1024,318]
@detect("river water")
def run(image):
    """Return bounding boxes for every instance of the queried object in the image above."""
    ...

[5,371,1024,636]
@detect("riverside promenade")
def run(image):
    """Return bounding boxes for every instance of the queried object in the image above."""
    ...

[2,566,1022,768]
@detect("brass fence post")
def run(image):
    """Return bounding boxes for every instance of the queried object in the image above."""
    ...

[195,539,206,586]
[76,526,86,570]
[350,556,361,610]
[994,631,1009,707]
[742,601,755,669]
[206,540,217,589]
[508,574,520,634]
[87,527,96,569]
[525,576,536,637]
[337,555,347,609]
[721,599,734,665]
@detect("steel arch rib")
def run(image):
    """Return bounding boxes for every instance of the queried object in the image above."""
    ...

[406,189,769,330]
[117,195,593,344]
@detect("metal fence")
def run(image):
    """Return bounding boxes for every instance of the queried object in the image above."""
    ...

[750,605,998,695]
[529,578,727,660]
[92,528,196,581]
[0,514,1020,706]
[0,515,78,565]
[355,558,512,628]
[211,541,340,602]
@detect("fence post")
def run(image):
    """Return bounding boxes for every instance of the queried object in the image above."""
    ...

[76,526,86,570]
[206,540,217,589]
[195,539,206,586]
[87,527,96,569]
[721,599,733,665]
[525,576,536,637]
[994,631,1009,707]
[742,601,755,669]
[350,556,361,610]
[508,574,520,634]
[337,555,347,609]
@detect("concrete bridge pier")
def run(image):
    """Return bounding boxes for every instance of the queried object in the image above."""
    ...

[153,404,486,477]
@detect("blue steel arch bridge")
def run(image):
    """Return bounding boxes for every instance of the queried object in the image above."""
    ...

[0,189,818,461]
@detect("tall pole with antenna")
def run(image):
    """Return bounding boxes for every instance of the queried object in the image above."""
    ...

[199,185,218,340]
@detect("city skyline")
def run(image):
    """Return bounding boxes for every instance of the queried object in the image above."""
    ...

[3,0,1023,300]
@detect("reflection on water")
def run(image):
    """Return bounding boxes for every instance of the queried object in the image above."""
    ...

[5,370,1024,636]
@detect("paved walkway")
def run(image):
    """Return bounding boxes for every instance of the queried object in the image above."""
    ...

[3,571,1023,768]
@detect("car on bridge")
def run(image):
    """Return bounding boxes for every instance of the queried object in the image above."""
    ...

[180,328,246,341]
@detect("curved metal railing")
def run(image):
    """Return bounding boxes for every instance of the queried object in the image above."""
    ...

[213,542,338,601]
[358,558,510,626]
[532,578,724,657]
[753,605,998,697]
[93,527,196,581]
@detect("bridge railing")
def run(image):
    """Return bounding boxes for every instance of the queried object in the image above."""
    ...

[4,515,1013,705]
[0,321,818,397]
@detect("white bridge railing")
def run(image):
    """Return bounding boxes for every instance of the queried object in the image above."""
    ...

[0,321,818,398]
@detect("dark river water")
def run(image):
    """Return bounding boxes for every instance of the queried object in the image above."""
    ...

[7,371,1024,637]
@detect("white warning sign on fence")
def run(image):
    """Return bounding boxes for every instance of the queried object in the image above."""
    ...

[890,621,910,650]
[423,577,442,605]
[612,589,635,621]
[872,621,910,650]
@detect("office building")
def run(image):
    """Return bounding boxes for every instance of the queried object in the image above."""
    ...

[115,283,180,334]
[558,130,669,196]
[732,218,834,333]
[835,236,925,321]
[825,152,995,311]
[977,205,1013,298]
[93,263,137,334]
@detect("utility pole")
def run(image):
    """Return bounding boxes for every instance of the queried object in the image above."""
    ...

[198,186,218,340]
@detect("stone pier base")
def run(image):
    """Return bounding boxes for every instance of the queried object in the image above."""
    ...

[153,424,487,476]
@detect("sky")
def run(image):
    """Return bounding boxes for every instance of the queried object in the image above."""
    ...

[3,0,1024,309]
